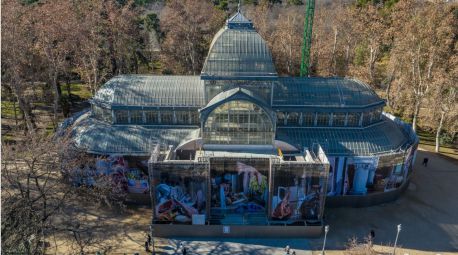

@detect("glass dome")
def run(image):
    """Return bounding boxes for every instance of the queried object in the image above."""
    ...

[201,12,277,79]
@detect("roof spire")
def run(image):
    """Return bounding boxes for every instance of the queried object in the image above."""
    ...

[237,0,241,13]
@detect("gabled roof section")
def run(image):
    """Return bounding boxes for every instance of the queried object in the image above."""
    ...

[200,87,273,121]
[273,77,384,108]
[92,75,205,108]
[201,12,277,80]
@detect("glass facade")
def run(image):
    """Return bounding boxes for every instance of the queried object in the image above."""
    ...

[130,110,143,124]
[287,112,300,126]
[175,111,190,125]
[205,80,273,104]
[302,112,315,126]
[347,112,361,127]
[273,109,383,127]
[316,113,330,126]
[92,105,112,123]
[112,109,200,125]
[276,112,286,126]
[332,113,346,127]
[203,100,274,145]
[115,110,129,124]
[145,110,160,124]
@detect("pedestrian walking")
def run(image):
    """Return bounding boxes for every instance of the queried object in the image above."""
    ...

[182,246,187,255]
[145,241,149,252]
[285,245,291,254]
[370,229,375,239]
[423,157,429,167]
[147,234,152,246]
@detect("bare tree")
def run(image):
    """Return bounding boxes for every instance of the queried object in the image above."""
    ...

[1,0,38,133]
[270,7,303,75]
[1,132,126,254]
[389,1,455,132]
[160,0,225,74]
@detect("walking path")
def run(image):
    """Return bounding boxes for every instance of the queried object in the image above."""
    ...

[154,237,312,255]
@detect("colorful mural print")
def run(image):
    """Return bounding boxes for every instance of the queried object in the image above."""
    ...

[343,157,379,195]
[210,158,269,214]
[153,164,207,223]
[271,163,326,222]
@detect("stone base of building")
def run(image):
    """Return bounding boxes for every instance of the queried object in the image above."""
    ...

[325,178,410,208]
[151,224,323,238]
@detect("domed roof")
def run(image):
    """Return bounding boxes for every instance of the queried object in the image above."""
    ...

[201,12,277,80]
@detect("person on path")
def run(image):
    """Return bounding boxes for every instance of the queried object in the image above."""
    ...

[423,157,429,167]
[144,241,149,252]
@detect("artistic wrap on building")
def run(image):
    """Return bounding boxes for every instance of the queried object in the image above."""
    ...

[66,11,418,229]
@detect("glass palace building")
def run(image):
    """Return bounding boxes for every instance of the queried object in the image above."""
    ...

[68,12,418,236]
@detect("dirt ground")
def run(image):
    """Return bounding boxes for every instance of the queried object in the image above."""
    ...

[48,148,458,254]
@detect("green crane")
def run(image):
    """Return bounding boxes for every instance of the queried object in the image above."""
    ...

[300,0,315,77]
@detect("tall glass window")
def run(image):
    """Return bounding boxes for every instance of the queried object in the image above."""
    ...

[374,108,383,121]
[362,111,375,126]
[175,111,190,124]
[276,112,286,126]
[115,110,129,124]
[203,100,274,145]
[302,112,315,126]
[161,111,173,124]
[287,112,300,126]
[316,113,330,126]
[332,113,346,127]
[130,110,143,124]
[190,112,199,125]
[347,113,361,127]
[145,110,159,124]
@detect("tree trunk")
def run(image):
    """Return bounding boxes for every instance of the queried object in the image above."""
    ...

[13,99,18,126]
[66,78,72,106]
[345,44,350,75]
[369,45,377,85]
[385,71,395,108]
[435,111,445,153]
[412,100,421,132]
[51,73,61,127]
[10,81,35,133]
[331,28,338,75]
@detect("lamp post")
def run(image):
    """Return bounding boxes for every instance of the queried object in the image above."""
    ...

[321,225,329,255]
[393,224,402,255]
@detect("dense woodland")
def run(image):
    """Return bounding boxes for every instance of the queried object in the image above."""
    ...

[1,0,457,146]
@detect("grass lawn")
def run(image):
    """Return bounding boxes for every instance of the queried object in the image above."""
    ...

[61,83,92,100]
[1,101,22,119]
[416,129,458,161]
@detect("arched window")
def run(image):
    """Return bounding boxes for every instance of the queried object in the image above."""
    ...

[203,100,274,145]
